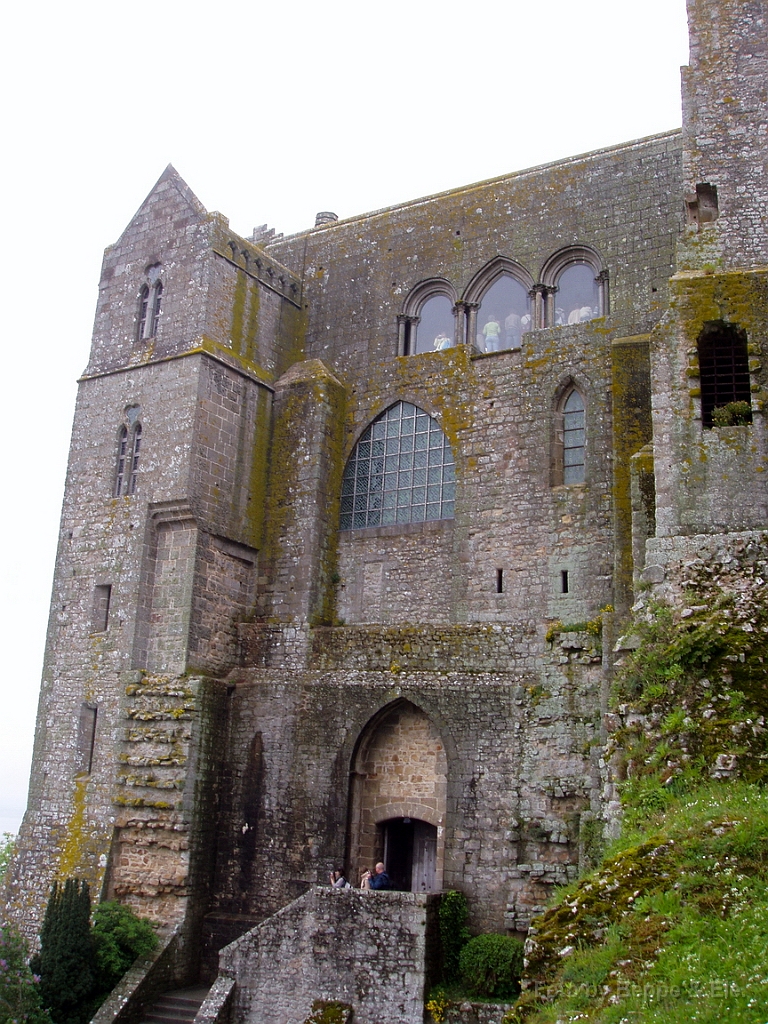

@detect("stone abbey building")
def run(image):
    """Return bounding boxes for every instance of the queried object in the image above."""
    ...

[5,1,768,1021]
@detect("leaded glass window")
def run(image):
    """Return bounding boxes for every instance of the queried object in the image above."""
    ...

[563,390,585,484]
[340,402,455,530]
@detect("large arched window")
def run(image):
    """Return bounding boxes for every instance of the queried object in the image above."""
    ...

[697,321,752,428]
[555,265,600,325]
[411,295,454,353]
[541,246,607,327]
[553,386,586,485]
[463,258,535,352]
[340,402,455,529]
[476,275,531,352]
[400,280,457,355]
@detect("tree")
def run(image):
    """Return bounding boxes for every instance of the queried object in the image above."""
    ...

[33,880,96,1024]
[0,835,15,885]
[0,924,51,1024]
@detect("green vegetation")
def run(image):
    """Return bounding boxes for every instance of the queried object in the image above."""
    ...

[509,783,768,1022]
[0,925,51,1024]
[302,1000,353,1024]
[32,882,156,1024]
[91,902,157,993]
[438,890,470,977]
[506,573,768,1022]
[33,880,96,1024]
[458,934,524,999]
[711,400,753,426]
[0,834,15,884]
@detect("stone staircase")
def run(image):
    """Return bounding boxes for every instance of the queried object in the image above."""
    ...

[140,987,210,1024]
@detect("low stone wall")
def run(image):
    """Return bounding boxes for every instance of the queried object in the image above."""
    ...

[219,887,440,1024]
[90,930,183,1024]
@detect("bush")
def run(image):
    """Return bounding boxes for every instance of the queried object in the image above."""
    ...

[92,902,157,994]
[439,890,470,979]
[0,924,51,1024]
[32,882,157,1024]
[458,933,524,999]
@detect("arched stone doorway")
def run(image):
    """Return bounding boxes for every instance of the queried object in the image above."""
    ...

[347,700,447,891]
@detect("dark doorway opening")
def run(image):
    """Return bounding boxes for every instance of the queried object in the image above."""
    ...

[381,818,437,892]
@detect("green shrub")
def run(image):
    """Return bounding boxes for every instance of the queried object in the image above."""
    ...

[438,890,470,978]
[458,933,524,999]
[711,400,752,426]
[0,924,51,1024]
[92,902,157,993]
[32,883,157,1024]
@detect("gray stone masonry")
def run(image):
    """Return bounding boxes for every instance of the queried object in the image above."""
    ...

[220,888,440,1024]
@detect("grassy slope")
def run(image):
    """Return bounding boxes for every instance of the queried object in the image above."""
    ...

[508,565,768,1024]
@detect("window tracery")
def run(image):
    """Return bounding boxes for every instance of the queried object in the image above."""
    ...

[136,264,163,341]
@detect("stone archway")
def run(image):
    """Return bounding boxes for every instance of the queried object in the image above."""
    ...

[347,700,447,891]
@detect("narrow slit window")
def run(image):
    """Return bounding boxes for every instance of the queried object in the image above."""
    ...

[561,570,569,594]
[563,390,586,483]
[128,424,142,494]
[92,584,112,632]
[115,426,128,496]
[496,569,504,593]
[137,285,150,341]
[78,704,98,773]
[150,282,163,336]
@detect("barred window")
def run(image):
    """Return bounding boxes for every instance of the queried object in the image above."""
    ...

[340,402,455,530]
[697,321,752,428]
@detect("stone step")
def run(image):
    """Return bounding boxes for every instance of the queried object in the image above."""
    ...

[139,987,210,1024]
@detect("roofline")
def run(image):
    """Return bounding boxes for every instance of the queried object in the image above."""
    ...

[268,128,683,244]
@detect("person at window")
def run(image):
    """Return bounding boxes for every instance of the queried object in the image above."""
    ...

[330,868,351,889]
[433,332,452,351]
[361,862,391,890]
[504,311,522,349]
[482,315,501,352]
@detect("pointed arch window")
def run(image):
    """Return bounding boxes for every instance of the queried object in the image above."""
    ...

[553,387,586,485]
[115,422,142,496]
[136,265,163,341]
[476,274,532,352]
[340,402,455,530]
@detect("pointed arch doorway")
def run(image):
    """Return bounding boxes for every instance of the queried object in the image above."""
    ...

[348,700,447,892]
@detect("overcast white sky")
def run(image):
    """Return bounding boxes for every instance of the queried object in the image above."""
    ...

[0,0,689,835]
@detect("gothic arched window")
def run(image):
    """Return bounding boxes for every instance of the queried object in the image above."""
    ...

[340,402,455,529]
[476,274,532,352]
[553,387,586,485]
[400,280,456,355]
[115,421,142,496]
[136,265,163,341]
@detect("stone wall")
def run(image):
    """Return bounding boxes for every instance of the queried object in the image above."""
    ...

[681,0,768,272]
[220,888,440,1024]
[208,621,604,938]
